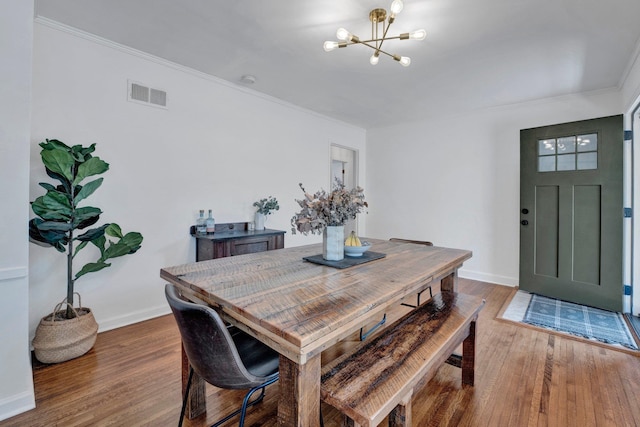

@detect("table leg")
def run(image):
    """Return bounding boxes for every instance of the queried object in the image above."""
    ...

[462,319,476,386]
[277,353,321,427]
[182,344,206,419]
[440,269,458,292]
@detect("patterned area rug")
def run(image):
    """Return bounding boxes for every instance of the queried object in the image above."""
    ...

[501,290,638,350]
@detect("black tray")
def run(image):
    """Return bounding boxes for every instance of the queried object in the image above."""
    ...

[303,251,386,269]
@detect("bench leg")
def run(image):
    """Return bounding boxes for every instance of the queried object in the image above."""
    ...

[389,391,412,427]
[462,319,476,386]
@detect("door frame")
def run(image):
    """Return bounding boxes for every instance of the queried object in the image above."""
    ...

[630,98,640,315]
[330,144,361,235]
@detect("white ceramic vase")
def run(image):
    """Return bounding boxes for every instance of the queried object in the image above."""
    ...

[323,225,344,261]
[254,212,266,230]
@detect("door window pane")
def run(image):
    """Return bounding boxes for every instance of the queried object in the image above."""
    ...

[539,139,556,155]
[577,134,597,152]
[577,152,597,170]
[557,154,576,171]
[557,136,576,153]
[539,156,556,172]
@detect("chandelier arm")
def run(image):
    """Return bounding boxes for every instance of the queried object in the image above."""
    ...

[376,16,394,54]
[357,41,396,59]
[358,35,403,44]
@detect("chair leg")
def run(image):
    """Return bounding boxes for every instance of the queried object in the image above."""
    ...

[214,375,279,427]
[178,368,195,427]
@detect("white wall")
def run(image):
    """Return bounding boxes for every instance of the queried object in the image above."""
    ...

[29,20,366,337]
[0,1,36,421]
[366,90,622,286]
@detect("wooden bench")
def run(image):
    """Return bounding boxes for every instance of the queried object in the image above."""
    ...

[321,292,485,427]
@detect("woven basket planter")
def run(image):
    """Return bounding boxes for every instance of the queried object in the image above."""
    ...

[32,298,98,364]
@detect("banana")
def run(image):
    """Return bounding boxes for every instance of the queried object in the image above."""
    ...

[345,231,362,247]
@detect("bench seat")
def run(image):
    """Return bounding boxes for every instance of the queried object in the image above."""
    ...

[321,292,485,427]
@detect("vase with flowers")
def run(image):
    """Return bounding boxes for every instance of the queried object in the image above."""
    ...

[253,196,279,231]
[291,179,367,261]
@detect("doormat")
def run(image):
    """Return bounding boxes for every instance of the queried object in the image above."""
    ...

[500,290,638,351]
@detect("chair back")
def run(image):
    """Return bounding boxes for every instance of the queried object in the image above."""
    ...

[389,238,433,246]
[165,284,277,390]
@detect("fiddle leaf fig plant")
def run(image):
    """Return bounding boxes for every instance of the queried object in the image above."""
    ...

[29,139,143,319]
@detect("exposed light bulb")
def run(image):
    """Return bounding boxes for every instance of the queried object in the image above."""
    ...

[409,29,427,40]
[398,56,411,67]
[390,0,404,15]
[324,41,340,52]
[370,53,380,65]
[336,27,351,41]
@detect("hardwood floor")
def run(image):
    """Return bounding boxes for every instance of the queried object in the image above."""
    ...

[4,279,640,427]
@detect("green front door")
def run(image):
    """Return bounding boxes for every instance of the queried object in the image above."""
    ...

[519,115,623,312]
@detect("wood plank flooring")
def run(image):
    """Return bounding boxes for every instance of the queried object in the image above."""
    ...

[3,279,640,427]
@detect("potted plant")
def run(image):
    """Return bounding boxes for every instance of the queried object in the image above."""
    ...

[253,196,279,231]
[291,179,367,261]
[29,139,143,363]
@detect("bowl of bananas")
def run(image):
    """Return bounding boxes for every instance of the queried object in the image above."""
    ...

[344,231,371,257]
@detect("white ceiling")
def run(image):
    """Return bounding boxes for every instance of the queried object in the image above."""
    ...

[34,0,640,129]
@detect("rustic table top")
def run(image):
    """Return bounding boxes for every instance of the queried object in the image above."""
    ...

[160,239,472,363]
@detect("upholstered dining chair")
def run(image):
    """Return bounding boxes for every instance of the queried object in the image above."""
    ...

[389,238,434,308]
[165,284,280,427]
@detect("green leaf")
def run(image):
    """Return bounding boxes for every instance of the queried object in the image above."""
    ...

[105,223,123,239]
[29,218,68,250]
[73,241,88,257]
[71,143,96,162]
[75,224,108,242]
[73,157,109,186]
[41,148,75,183]
[39,139,71,152]
[102,232,143,261]
[31,192,72,220]
[37,221,72,232]
[38,182,59,193]
[91,235,107,258]
[73,178,103,205]
[72,207,102,228]
[75,261,111,279]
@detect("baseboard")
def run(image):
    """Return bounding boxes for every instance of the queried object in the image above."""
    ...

[0,390,35,422]
[459,269,518,287]
[96,305,171,333]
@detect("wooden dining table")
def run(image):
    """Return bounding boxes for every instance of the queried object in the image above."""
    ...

[160,238,472,426]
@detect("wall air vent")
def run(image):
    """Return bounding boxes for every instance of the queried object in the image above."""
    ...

[127,80,168,109]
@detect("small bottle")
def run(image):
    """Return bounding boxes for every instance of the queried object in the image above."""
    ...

[196,210,207,236]
[206,209,215,234]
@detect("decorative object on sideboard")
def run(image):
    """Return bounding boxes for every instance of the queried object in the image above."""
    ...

[253,196,279,231]
[206,209,215,234]
[28,139,143,363]
[291,179,367,261]
[196,210,207,236]
[323,0,426,67]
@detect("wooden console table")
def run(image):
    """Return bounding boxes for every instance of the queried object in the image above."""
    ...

[190,222,285,261]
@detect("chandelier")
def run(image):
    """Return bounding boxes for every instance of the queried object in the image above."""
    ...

[323,0,426,67]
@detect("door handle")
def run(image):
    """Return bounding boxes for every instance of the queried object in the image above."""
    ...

[521,220,529,226]
[521,208,529,214]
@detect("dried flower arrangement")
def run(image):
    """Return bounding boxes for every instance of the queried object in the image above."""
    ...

[291,179,367,235]
[253,196,280,215]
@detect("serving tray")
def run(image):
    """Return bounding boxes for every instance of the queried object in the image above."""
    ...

[302,251,386,269]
